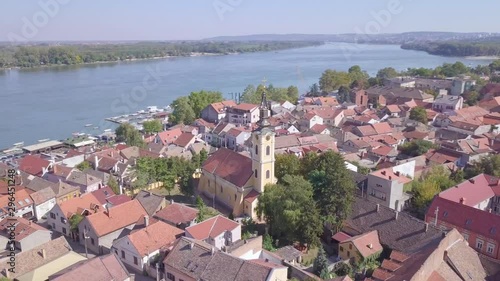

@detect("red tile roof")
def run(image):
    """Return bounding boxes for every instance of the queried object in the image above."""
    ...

[128,221,184,256]
[371,145,395,157]
[426,196,500,242]
[154,203,199,225]
[157,128,183,145]
[19,155,51,176]
[52,165,74,179]
[90,187,116,204]
[0,217,48,241]
[340,230,383,258]
[210,100,238,113]
[173,132,195,148]
[371,268,394,281]
[331,231,352,243]
[310,124,329,134]
[86,199,148,237]
[186,215,240,240]
[202,148,253,188]
[232,103,258,111]
[59,193,101,218]
[371,122,393,135]
[438,174,496,207]
[356,125,377,137]
[244,190,260,203]
[370,168,412,184]
[389,250,409,263]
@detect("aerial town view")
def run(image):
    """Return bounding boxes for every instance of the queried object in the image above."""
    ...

[2,1,500,281]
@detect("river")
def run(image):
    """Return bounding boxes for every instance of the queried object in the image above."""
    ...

[0,43,494,149]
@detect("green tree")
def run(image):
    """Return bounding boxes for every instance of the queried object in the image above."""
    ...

[257,175,322,247]
[170,96,197,125]
[274,154,301,183]
[490,60,500,71]
[319,69,352,93]
[241,85,259,104]
[463,90,479,106]
[412,180,440,211]
[108,176,120,195]
[300,152,319,177]
[409,106,428,124]
[263,233,276,251]
[308,151,356,230]
[115,123,146,148]
[196,196,207,223]
[307,83,321,97]
[142,120,163,134]
[76,161,92,171]
[399,140,436,157]
[313,247,329,278]
[376,67,399,79]
[348,65,369,88]
[337,86,351,103]
[69,214,84,232]
[465,154,500,178]
[188,90,224,117]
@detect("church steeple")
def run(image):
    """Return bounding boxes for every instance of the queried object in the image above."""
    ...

[258,84,271,129]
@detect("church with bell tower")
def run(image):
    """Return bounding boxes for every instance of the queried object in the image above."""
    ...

[198,86,276,219]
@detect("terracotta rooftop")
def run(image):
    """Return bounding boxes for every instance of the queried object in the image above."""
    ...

[85,199,148,237]
[438,174,496,207]
[202,148,253,188]
[91,186,116,205]
[185,215,240,240]
[154,202,199,225]
[127,221,184,256]
[210,100,238,113]
[0,188,33,217]
[310,124,329,134]
[230,103,258,111]
[49,253,131,281]
[371,122,393,135]
[331,231,352,243]
[59,193,101,219]
[0,217,48,241]
[156,128,183,145]
[244,189,260,203]
[341,230,383,258]
[173,132,196,148]
[19,154,51,176]
[370,168,412,184]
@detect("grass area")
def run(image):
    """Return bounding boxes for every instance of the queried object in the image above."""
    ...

[301,246,319,267]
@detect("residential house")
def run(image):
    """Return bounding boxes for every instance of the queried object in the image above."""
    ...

[185,215,241,250]
[384,77,416,88]
[154,202,199,229]
[18,154,53,177]
[30,186,56,220]
[312,96,339,106]
[383,105,402,117]
[227,103,260,125]
[350,89,368,107]
[310,124,331,135]
[366,166,413,211]
[47,193,101,238]
[0,217,52,252]
[0,237,86,281]
[225,127,252,150]
[300,112,323,130]
[87,155,120,174]
[415,77,453,92]
[154,128,183,146]
[432,94,464,113]
[0,189,34,220]
[78,199,148,254]
[451,78,476,96]
[338,230,383,264]
[280,101,296,111]
[315,108,345,127]
[447,119,490,136]
[206,122,235,147]
[426,196,500,260]
[112,220,183,273]
[480,83,500,99]
[193,118,216,135]
[163,237,288,281]
[201,100,238,123]
[134,190,167,216]
[172,132,197,149]
[59,150,85,168]
[66,170,103,193]
[49,254,133,281]
[50,180,81,203]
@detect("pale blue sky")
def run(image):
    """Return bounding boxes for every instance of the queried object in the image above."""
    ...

[1,0,499,41]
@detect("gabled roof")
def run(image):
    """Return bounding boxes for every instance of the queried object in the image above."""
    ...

[438,174,496,207]
[426,196,500,244]
[341,230,383,258]
[0,217,48,241]
[66,170,102,187]
[185,215,240,240]
[156,128,183,145]
[356,125,378,137]
[51,181,80,198]
[154,202,199,225]
[230,103,258,112]
[202,148,253,187]
[0,188,33,216]
[85,199,148,237]
[134,190,166,216]
[369,168,412,184]
[385,104,401,113]
[310,124,329,134]
[52,165,75,179]
[163,237,215,280]
[127,221,184,256]
[371,122,393,135]
[59,193,101,219]
[209,100,238,113]
[49,254,131,281]
[91,186,116,205]
[30,186,56,205]
[244,189,260,203]
[173,132,196,148]
[19,155,51,176]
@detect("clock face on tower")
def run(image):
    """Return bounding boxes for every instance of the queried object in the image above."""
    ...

[266,135,271,141]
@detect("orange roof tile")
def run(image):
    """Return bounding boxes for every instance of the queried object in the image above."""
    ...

[340,230,383,258]
[128,221,184,256]
[185,215,239,240]
[59,193,101,219]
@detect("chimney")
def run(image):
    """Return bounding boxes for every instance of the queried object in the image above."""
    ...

[376,204,380,212]
[425,223,429,232]
[119,184,123,195]
[105,204,110,217]
[368,243,373,249]
[395,171,400,176]
[144,215,149,227]
[41,249,46,259]
[469,179,475,184]
[489,208,493,213]
[211,247,216,256]
[94,156,100,171]
[395,211,399,220]
[381,171,386,176]
[459,197,466,204]
[190,242,195,249]
[389,176,392,180]
[170,199,174,204]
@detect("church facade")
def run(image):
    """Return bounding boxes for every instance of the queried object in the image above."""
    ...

[198,91,276,218]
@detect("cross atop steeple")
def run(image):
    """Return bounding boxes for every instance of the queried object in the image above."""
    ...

[261,77,267,88]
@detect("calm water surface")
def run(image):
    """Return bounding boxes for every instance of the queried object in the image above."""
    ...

[0,43,494,149]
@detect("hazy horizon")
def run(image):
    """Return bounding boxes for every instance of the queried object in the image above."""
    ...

[1,0,500,42]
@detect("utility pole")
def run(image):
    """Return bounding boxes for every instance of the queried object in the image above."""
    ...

[84,228,89,258]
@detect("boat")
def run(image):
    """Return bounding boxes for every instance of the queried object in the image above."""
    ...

[93,126,99,129]
[12,142,24,147]
[85,124,93,127]
[103,129,112,132]
[38,139,49,142]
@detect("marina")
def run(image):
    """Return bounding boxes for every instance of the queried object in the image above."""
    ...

[105,105,172,129]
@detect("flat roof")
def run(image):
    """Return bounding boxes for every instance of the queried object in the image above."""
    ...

[22,140,64,152]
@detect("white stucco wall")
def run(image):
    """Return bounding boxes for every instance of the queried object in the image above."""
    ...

[35,198,56,220]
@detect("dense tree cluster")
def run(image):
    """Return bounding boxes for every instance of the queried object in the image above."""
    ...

[258,151,356,249]
[115,123,146,148]
[318,65,369,93]
[402,41,500,57]
[142,120,163,134]
[170,91,224,124]
[399,140,437,157]
[409,106,428,124]
[0,41,321,68]
[241,84,299,104]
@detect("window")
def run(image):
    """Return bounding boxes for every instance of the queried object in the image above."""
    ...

[115,250,118,255]
[220,186,223,193]
[52,223,55,229]
[91,238,95,245]
[255,145,258,155]
[347,251,350,257]
[349,244,352,250]
[121,250,125,259]
[134,256,138,265]
[266,145,270,156]
[73,193,77,198]
[50,212,56,219]
[62,227,67,235]
[266,170,270,179]
[60,217,65,223]
[462,233,469,241]
[208,180,211,187]
[254,169,258,178]
[234,194,237,201]
[167,272,175,281]
[476,239,484,250]
[487,243,495,254]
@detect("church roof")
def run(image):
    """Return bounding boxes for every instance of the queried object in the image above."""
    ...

[202,148,253,187]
